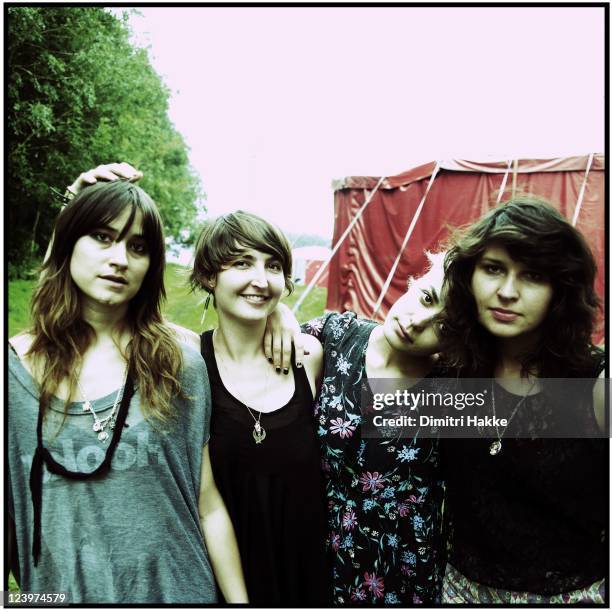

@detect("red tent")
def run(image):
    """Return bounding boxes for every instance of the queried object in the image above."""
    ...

[327,155,605,345]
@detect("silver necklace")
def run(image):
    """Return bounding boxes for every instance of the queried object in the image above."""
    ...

[489,379,536,455]
[77,366,128,443]
[213,330,271,444]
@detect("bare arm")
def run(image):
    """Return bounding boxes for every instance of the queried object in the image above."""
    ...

[302,334,324,395]
[593,370,606,433]
[198,445,248,603]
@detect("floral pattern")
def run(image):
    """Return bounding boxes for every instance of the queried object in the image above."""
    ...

[303,312,445,605]
[442,564,606,604]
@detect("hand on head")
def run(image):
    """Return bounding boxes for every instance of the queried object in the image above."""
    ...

[67,162,143,196]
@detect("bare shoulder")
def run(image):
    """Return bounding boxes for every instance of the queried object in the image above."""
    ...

[302,333,323,361]
[9,332,34,358]
[167,322,200,351]
[593,369,605,433]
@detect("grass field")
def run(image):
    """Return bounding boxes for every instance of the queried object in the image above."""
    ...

[8,263,327,337]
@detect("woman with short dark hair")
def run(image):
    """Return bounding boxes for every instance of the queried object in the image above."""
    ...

[189,210,330,606]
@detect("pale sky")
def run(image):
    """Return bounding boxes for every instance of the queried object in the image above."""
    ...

[122,6,604,238]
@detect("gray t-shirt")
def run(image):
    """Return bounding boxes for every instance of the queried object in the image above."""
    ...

[8,343,217,604]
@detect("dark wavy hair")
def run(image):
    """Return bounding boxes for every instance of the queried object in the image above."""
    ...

[440,196,601,377]
[190,210,294,294]
[28,180,183,423]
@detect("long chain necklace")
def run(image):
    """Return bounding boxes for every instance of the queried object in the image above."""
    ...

[77,365,128,443]
[213,331,270,444]
[488,378,536,455]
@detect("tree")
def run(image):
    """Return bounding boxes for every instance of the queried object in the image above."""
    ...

[7,7,204,276]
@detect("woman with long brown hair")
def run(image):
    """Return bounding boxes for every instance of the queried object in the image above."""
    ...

[439,197,606,603]
[8,174,247,604]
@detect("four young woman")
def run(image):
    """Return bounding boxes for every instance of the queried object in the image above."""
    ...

[8,165,606,605]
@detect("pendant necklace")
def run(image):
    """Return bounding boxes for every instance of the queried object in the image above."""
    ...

[214,330,271,444]
[77,365,128,443]
[489,378,536,455]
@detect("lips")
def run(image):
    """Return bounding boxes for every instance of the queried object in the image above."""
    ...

[99,275,128,285]
[241,294,269,304]
[489,307,519,322]
[394,319,414,343]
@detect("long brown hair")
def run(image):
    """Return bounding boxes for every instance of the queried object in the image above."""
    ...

[27,180,183,424]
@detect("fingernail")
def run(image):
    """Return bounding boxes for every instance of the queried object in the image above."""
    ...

[283,368,289,375]
[296,362,303,368]
[275,367,281,374]
[268,358,273,363]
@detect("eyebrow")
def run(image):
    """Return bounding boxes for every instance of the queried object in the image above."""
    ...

[94,223,145,241]
[232,251,280,261]
[479,256,505,265]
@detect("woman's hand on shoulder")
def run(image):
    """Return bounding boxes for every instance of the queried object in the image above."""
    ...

[264,303,305,371]
[67,162,142,196]
[167,322,200,351]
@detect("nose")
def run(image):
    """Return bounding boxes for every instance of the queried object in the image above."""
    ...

[497,273,519,301]
[250,262,268,287]
[403,307,440,333]
[108,241,129,268]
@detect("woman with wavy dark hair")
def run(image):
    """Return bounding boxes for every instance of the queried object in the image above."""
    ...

[439,196,606,604]
[8,174,247,604]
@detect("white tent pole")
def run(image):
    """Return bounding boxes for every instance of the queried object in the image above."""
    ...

[496,159,513,204]
[371,162,441,318]
[571,153,595,227]
[292,176,386,315]
[511,159,519,198]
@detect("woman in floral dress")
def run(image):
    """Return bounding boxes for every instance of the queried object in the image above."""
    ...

[279,252,448,604]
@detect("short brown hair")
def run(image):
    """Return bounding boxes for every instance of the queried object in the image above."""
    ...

[190,210,294,294]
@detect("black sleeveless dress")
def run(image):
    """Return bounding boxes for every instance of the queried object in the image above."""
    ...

[200,331,330,605]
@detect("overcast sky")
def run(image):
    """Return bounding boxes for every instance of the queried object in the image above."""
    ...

[122,6,604,238]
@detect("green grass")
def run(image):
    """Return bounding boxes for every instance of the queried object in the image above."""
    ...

[8,278,38,338]
[8,263,328,337]
[9,573,18,592]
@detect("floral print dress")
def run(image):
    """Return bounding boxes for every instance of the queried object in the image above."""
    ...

[303,312,445,605]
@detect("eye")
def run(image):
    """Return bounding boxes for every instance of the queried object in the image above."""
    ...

[267,261,283,272]
[523,270,544,282]
[91,231,113,244]
[129,241,148,255]
[483,263,503,275]
[420,291,433,305]
[232,259,249,269]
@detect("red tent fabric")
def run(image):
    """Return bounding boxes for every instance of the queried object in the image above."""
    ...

[328,155,605,345]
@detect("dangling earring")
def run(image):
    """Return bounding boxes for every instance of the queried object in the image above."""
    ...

[201,291,212,329]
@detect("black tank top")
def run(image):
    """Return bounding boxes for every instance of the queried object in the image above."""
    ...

[200,331,330,605]
[442,362,606,595]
